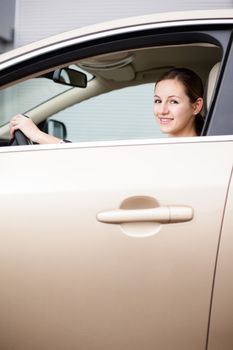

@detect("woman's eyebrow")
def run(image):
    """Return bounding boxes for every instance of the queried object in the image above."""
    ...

[168,95,181,99]
[154,94,181,99]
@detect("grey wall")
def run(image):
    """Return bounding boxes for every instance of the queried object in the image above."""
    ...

[14,0,233,48]
[0,0,16,52]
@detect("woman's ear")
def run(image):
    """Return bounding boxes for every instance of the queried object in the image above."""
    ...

[194,97,204,115]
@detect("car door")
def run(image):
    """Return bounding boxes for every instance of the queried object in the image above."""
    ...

[0,136,232,350]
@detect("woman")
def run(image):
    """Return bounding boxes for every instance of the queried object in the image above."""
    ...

[154,68,204,137]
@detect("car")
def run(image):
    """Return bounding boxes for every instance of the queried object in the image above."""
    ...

[0,8,232,350]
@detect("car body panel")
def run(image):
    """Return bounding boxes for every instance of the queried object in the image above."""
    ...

[208,170,233,350]
[0,137,232,349]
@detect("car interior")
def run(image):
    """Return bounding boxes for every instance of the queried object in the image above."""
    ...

[0,42,222,144]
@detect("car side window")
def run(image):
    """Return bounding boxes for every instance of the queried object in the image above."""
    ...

[48,83,165,142]
[0,42,224,144]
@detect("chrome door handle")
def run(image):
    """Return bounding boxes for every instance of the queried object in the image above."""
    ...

[97,206,193,224]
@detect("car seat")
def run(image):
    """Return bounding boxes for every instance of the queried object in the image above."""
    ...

[206,62,221,110]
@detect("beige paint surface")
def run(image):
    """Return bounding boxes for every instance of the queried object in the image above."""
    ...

[0,138,232,349]
[208,170,233,350]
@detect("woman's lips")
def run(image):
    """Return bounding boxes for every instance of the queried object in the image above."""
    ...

[159,117,174,125]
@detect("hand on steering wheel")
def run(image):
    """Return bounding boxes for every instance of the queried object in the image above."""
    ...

[9,114,35,145]
[9,129,32,146]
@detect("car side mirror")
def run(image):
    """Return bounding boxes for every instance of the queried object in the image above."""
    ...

[44,119,67,139]
[53,68,87,88]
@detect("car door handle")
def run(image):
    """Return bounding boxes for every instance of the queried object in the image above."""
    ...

[97,206,193,224]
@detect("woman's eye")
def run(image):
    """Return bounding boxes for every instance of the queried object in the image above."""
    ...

[154,99,161,104]
[170,100,179,104]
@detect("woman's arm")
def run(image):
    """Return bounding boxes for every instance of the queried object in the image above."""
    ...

[10,114,62,144]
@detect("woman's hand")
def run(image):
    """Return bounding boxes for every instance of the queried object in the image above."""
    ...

[9,114,61,144]
[10,114,42,142]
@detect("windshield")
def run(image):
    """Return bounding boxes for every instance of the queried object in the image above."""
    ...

[0,77,71,127]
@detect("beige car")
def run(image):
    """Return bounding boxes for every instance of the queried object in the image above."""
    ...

[0,9,232,350]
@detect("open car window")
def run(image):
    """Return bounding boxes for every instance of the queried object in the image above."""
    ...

[0,41,223,142]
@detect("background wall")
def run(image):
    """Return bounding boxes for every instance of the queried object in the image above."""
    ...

[14,0,233,47]
[0,0,16,52]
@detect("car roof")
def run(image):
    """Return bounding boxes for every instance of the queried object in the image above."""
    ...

[0,9,233,68]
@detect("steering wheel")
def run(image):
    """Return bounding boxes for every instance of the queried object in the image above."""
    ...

[10,129,32,146]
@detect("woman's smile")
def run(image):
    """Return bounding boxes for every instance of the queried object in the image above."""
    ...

[158,117,174,125]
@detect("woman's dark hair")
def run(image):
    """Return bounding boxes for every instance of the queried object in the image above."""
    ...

[156,68,204,135]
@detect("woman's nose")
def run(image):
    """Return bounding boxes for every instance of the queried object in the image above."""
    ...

[159,102,169,114]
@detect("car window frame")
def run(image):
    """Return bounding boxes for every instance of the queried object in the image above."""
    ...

[205,33,233,135]
[0,24,232,139]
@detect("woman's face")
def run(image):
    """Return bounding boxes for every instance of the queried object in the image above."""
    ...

[153,78,200,137]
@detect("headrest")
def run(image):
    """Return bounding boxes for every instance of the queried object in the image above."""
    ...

[206,62,220,109]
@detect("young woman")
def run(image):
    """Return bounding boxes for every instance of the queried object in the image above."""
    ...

[154,68,204,137]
